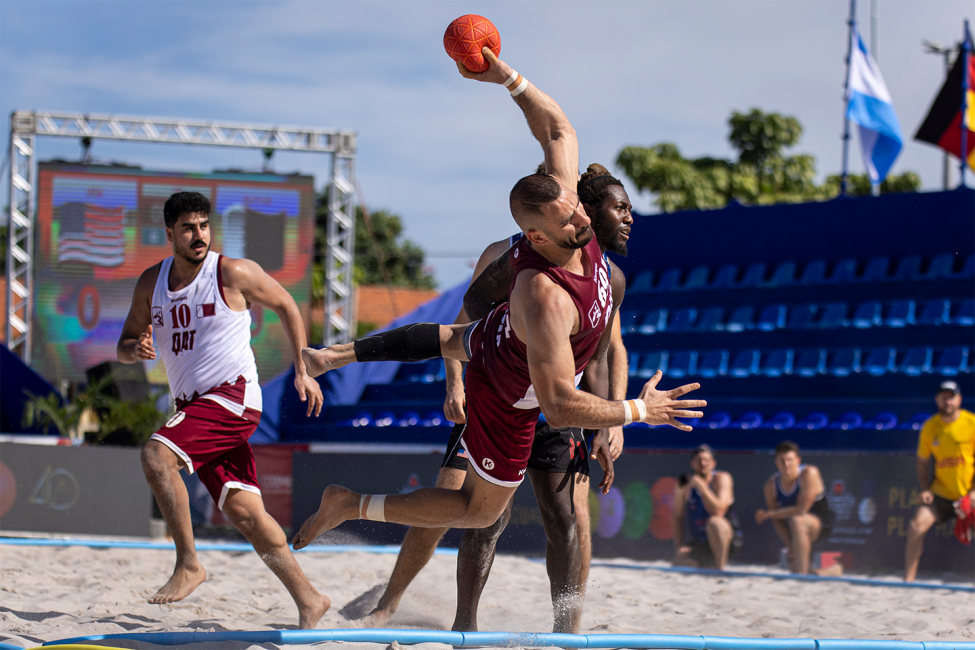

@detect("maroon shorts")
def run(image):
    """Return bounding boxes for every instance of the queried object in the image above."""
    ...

[461,328,539,487]
[150,397,262,510]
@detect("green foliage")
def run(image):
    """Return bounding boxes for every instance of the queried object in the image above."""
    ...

[313,194,435,303]
[617,108,920,212]
[22,372,167,445]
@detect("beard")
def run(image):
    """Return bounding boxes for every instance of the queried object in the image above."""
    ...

[593,219,628,256]
[556,225,594,250]
[176,239,209,264]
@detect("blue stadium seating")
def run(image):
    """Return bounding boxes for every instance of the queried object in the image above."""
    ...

[862,411,898,430]
[667,351,697,378]
[683,266,710,291]
[898,347,933,376]
[638,352,668,378]
[899,413,931,430]
[934,346,970,375]
[828,349,861,376]
[730,349,760,377]
[800,259,827,285]
[697,350,729,377]
[710,264,738,290]
[620,310,641,334]
[629,270,655,293]
[733,411,763,429]
[757,304,787,331]
[853,300,882,328]
[653,268,682,293]
[828,258,858,284]
[818,303,849,328]
[760,349,794,377]
[924,253,955,280]
[375,411,395,427]
[955,253,975,280]
[884,299,915,328]
[763,412,796,429]
[796,349,826,376]
[954,299,974,325]
[892,255,921,281]
[703,411,732,429]
[796,412,830,430]
[864,347,897,376]
[831,412,864,430]
[786,304,817,329]
[919,299,951,326]
[397,412,420,427]
[696,307,725,331]
[639,308,668,334]
[726,306,754,332]
[859,256,889,283]
[668,308,697,332]
[738,263,767,289]
[768,261,797,287]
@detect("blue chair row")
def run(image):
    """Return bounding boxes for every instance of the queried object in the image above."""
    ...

[630,410,932,431]
[340,410,450,427]
[627,252,975,294]
[629,346,971,379]
[620,297,974,335]
[396,359,446,383]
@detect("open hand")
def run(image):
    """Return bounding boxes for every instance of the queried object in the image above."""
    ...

[636,371,706,430]
[295,373,324,417]
[137,325,156,360]
[590,429,615,494]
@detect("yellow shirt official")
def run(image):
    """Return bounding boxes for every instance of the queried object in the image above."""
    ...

[917,409,975,501]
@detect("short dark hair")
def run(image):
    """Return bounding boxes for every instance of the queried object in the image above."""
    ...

[163,192,211,228]
[691,444,713,459]
[775,441,800,457]
[509,173,561,225]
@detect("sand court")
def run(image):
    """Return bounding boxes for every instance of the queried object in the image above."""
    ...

[1,542,972,649]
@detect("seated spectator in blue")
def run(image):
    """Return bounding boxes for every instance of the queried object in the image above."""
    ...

[904,380,975,582]
[754,441,839,576]
[672,445,739,570]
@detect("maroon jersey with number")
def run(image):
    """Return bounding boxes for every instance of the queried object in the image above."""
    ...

[460,233,612,487]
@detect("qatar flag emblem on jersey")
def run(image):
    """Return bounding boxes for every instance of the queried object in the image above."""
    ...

[196,303,216,318]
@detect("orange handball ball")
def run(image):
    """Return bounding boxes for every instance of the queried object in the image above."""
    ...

[443,14,500,73]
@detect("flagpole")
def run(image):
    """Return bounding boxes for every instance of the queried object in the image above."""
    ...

[960,19,971,188]
[840,0,857,196]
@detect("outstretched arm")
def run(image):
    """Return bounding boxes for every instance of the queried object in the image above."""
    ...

[457,49,578,189]
[221,258,323,417]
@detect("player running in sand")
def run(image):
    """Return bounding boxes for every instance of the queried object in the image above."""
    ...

[292,49,705,549]
[355,164,632,633]
[117,191,330,628]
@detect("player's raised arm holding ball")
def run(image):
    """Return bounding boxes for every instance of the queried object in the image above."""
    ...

[294,39,705,550]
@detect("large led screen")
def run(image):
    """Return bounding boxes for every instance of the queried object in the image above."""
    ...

[33,163,316,385]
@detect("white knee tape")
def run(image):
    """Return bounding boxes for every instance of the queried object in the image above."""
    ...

[365,494,386,522]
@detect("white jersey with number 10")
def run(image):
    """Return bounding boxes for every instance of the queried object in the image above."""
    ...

[150,251,262,415]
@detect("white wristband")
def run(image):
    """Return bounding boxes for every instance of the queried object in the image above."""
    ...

[622,401,633,425]
[510,77,529,97]
[635,399,648,423]
[366,495,386,522]
[502,70,519,88]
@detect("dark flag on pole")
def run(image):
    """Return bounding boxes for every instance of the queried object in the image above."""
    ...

[915,33,975,171]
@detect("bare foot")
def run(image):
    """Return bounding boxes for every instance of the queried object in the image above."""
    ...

[301,345,356,378]
[149,563,207,604]
[813,563,844,577]
[292,485,360,549]
[356,604,395,628]
[298,592,332,629]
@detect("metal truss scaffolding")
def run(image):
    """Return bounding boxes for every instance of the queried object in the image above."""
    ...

[5,110,357,362]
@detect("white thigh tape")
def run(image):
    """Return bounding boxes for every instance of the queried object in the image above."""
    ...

[365,494,386,522]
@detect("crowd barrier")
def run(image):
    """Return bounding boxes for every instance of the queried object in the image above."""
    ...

[13,628,972,649]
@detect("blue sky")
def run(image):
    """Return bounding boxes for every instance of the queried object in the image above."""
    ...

[1,0,970,288]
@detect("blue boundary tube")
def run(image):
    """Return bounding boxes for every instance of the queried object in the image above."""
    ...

[38,629,975,649]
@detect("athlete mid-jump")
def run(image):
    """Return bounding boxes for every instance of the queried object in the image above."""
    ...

[117,191,330,628]
[292,48,705,547]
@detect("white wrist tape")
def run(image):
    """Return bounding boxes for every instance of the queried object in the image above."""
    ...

[363,494,386,522]
[502,70,519,88]
[635,399,648,422]
[510,77,529,97]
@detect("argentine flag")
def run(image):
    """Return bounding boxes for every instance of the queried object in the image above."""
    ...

[846,27,903,184]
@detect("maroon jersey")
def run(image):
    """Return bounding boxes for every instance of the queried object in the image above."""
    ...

[476,233,612,408]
